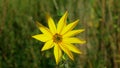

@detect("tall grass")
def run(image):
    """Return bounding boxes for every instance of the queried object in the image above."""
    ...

[0,0,120,68]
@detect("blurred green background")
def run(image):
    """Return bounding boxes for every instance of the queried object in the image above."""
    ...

[0,0,120,68]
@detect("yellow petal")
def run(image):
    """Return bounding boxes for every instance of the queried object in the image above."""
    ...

[57,11,68,33]
[61,20,79,35]
[59,43,74,60]
[36,21,52,36]
[63,29,85,38]
[54,43,62,64]
[64,43,82,54]
[47,14,56,34]
[32,34,52,42]
[63,37,86,44]
[41,40,54,51]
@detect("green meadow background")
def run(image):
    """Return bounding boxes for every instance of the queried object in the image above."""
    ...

[0,0,120,68]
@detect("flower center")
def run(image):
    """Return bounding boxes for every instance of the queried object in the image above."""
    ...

[53,33,62,43]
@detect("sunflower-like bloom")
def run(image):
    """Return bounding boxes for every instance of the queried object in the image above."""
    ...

[32,11,86,64]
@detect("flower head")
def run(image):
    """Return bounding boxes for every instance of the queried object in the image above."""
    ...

[32,11,86,64]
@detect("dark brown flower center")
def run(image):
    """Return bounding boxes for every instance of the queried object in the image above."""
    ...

[53,33,62,43]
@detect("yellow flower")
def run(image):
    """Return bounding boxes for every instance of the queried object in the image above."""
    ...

[32,11,86,64]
